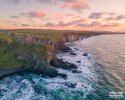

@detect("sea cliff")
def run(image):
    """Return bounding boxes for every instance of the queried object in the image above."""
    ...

[0,30,99,78]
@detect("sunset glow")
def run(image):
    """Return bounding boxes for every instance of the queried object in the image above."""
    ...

[0,0,125,32]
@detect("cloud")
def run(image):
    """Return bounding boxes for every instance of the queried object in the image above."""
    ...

[75,21,121,28]
[9,21,37,27]
[4,0,89,12]
[54,12,63,18]
[105,17,115,21]
[115,15,125,20]
[105,15,125,21]
[20,24,32,27]
[89,21,101,27]
[61,0,89,11]
[4,0,53,4]
[101,23,121,27]
[5,0,22,4]
[36,0,55,3]
[10,15,20,18]
[44,18,87,27]
[20,24,37,27]
[66,13,74,16]
[108,12,117,16]
[5,0,33,4]
[89,12,103,19]
[89,12,117,19]
[76,21,101,27]
[75,23,88,27]
[21,11,46,18]
[36,0,89,11]
[44,22,55,27]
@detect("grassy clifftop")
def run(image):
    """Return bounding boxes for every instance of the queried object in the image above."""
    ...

[0,32,57,77]
[0,29,99,77]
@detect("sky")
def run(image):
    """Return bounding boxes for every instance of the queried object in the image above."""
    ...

[0,0,125,32]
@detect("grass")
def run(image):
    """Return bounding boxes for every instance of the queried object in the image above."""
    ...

[0,44,48,68]
[0,46,22,67]
[0,33,48,68]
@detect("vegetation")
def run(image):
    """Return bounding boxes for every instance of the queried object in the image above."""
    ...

[0,32,48,68]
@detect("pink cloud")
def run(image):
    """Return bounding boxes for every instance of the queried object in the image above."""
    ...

[61,0,88,11]
[28,11,46,18]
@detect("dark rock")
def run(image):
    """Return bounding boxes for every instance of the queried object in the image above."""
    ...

[35,69,58,78]
[76,61,81,63]
[74,48,79,50]
[69,52,77,55]
[83,53,91,59]
[56,42,71,52]
[65,82,76,88]
[50,59,77,70]
[58,73,67,79]
[82,53,88,56]
[97,81,104,86]
[0,89,7,93]
[72,69,82,73]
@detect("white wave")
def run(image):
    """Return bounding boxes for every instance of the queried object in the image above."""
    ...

[0,79,34,100]
[55,43,99,97]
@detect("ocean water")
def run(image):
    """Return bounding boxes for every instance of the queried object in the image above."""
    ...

[0,34,125,100]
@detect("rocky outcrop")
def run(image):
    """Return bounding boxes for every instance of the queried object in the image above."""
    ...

[50,59,77,70]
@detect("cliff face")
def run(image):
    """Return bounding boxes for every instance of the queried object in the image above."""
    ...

[0,34,57,77]
[12,34,55,64]
[54,32,99,51]
[54,33,83,51]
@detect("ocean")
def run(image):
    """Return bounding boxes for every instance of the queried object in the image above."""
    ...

[0,34,125,100]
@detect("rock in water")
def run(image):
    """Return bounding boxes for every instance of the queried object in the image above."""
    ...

[82,53,89,56]
[69,52,77,55]
[65,82,76,88]
[74,48,79,50]
[50,59,77,70]
[76,61,81,63]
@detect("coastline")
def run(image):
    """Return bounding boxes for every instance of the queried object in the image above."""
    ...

[1,34,125,99]
[0,32,98,79]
